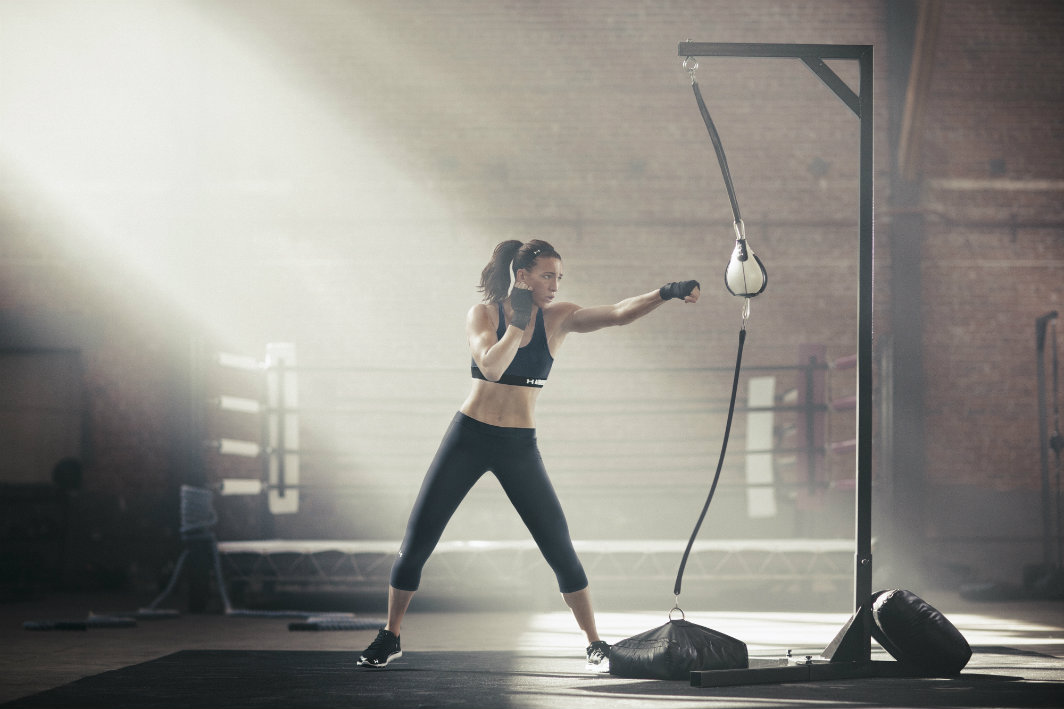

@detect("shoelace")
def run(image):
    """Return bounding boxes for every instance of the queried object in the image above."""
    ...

[366,630,396,654]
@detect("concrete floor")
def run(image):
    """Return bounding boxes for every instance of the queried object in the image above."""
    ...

[1,589,1062,708]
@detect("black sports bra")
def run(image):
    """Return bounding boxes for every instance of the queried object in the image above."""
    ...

[470,303,554,388]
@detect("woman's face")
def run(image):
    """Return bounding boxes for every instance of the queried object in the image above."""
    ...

[517,256,563,308]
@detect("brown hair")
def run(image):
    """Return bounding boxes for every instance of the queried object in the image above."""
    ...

[477,239,561,303]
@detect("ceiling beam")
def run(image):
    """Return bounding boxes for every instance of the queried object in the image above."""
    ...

[897,0,943,182]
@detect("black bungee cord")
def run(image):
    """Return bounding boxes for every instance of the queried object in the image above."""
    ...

[672,56,767,613]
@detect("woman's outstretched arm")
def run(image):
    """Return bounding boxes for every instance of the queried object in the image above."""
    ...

[560,281,700,335]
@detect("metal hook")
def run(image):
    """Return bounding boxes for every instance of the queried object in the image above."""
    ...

[669,597,686,621]
[733,219,746,241]
[683,56,699,84]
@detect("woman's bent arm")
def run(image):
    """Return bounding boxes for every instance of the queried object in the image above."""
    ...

[467,303,524,381]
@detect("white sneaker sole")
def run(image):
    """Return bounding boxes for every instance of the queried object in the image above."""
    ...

[585,657,610,673]
[358,650,402,668]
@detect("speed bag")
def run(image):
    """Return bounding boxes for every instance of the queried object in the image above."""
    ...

[871,589,972,676]
[609,618,748,680]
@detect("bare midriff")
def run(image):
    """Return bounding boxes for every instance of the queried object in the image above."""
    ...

[460,378,541,429]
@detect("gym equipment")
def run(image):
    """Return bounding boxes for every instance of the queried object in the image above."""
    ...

[870,589,971,676]
[610,609,748,680]
[611,49,878,680]
[671,41,919,688]
[205,344,302,514]
[1032,311,1063,597]
[683,56,767,303]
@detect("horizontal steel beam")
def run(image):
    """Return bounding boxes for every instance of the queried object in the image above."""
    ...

[678,42,870,60]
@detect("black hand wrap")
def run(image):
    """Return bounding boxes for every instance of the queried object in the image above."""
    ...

[659,280,700,301]
[509,287,534,329]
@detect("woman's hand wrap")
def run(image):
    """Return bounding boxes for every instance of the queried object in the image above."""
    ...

[659,280,701,301]
[509,287,534,329]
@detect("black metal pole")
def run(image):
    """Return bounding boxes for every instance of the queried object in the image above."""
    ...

[1036,312,1059,570]
[185,337,211,612]
[678,42,871,60]
[852,44,876,661]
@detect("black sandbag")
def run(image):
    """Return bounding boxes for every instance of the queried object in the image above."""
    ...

[871,589,972,676]
[610,618,748,680]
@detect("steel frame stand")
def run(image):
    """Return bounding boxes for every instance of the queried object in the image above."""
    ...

[677,41,912,687]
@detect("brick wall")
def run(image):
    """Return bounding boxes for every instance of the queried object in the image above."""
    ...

[902,1,1064,584]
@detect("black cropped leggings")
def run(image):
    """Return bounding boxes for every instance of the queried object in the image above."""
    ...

[390,412,588,594]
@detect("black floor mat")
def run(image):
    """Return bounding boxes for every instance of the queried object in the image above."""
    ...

[4,648,1062,709]
[2,650,571,709]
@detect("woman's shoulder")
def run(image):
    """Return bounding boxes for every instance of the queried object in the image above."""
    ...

[546,300,580,310]
[543,301,581,329]
[467,301,501,328]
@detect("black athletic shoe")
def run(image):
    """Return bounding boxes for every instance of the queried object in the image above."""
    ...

[358,628,402,668]
[585,640,610,673]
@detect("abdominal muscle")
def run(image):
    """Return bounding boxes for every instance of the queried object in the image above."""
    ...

[460,378,541,428]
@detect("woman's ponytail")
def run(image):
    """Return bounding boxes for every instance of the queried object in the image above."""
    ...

[478,240,523,303]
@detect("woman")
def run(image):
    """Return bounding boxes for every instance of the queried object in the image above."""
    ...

[358,239,700,671]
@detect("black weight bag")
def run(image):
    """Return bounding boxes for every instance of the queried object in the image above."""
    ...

[871,589,972,676]
[610,616,748,681]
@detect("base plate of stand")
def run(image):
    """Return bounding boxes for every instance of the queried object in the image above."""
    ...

[691,659,933,687]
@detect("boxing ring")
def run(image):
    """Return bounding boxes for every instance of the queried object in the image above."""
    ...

[214,538,865,597]
[193,338,872,604]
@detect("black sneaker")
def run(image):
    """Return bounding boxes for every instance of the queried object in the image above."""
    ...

[585,640,610,673]
[358,628,402,668]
